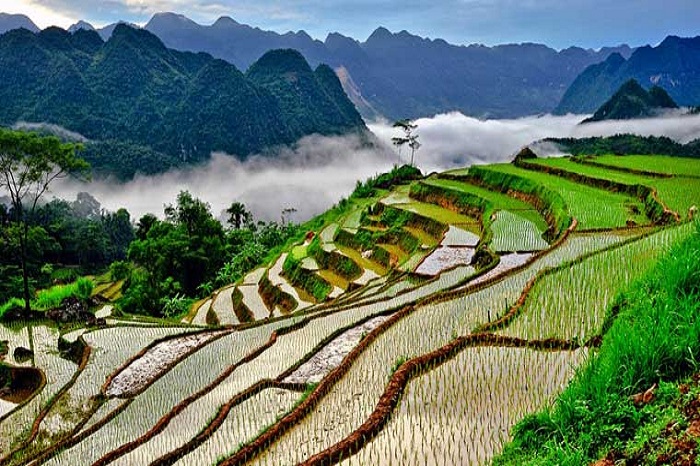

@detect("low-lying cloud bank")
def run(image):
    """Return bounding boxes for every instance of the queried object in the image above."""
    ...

[52,112,700,222]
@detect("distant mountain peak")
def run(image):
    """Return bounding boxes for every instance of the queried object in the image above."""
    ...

[582,79,678,123]
[146,12,198,29]
[68,20,95,33]
[212,16,240,27]
[366,26,393,43]
[0,12,39,34]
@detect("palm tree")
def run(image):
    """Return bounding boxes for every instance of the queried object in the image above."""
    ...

[226,202,251,229]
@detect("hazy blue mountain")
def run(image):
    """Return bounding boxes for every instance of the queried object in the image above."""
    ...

[0,11,636,119]
[0,13,38,34]
[140,13,634,119]
[581,79,678,123]
[557,36,700,114]
[0,25,367,178]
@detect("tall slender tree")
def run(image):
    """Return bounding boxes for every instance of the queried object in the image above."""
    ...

[0,129,89,314]
[392,119,420,166]
[226,202,252,230]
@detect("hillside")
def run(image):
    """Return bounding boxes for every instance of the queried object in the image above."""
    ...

[581,79,678,123]
[1,150,699,465]
[0,25,367,178]
[557,35,700,114]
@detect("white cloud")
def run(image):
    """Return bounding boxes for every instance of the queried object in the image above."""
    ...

[4,0,76,28]
[51,112,700,223]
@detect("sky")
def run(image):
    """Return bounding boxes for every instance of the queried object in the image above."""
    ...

[4,0,700,49]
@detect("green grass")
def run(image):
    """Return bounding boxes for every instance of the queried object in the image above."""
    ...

[488,163,647,229]
[391,202,478,225]
[425,177,548,231]
[0,298,25,319]
[490,210,549,252]
[33,278,95,311]
[291,245,308,260]
[336,245,387,276]
[532,156,700,220]
[591,154,700,178]
[500,224,693,342]
[494,222,700,466]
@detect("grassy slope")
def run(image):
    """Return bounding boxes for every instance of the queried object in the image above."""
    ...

[494,222,700,466]
[533,156,700,219]
[486,163,648,229]
[424,177,548,231]
[591,154,700,178]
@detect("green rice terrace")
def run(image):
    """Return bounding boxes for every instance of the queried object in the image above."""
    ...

[2,152,700,465]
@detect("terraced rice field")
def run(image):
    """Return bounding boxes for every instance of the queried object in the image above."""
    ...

[530,156,700,218]
[485,163,649,229]
[490,210,549,252]
[588,154,700,177]
[2,155,697,466]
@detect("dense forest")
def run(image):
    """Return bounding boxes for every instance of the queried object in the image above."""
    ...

[0,25,368,179]
[545,134,700,158]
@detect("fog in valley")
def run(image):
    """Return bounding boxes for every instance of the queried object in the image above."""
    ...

[52,112,700,223]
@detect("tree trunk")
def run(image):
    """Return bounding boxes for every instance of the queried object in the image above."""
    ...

[19,219,31,316]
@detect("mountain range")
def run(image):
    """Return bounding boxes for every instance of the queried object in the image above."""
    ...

[556,36,700,114]
[0,24,366,178]
[0,12,635,120]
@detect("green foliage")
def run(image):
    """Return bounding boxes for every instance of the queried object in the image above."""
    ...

[582,79,677,123]
[161,294,191,319]
[0,297,24,320]
[547,134,700,158]
[122,191,226,316]
[0,127,89,312]
[495,224,700,465]
[468,165,572,240]
[0,28,367,178]
[307,236,362,280]
[31,277,94,311]
[109,261,131,281]
[351,165,423,199]
[282,253,332,302]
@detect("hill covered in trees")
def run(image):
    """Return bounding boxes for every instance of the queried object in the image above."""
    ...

[543,134,700,158]
[0,24,367,178]
[581,79,678,123]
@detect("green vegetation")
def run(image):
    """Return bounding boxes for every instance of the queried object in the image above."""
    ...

[582,79,677,123]
[500,225,691,342]
[282,253,332,302]
[590,154,700,177]
[473,164,645,230]
[490,211,548,252]
[547,134,700,158]
[531,156,700,219]
[351,164,423,199]
[0,128,90,315]
[3,152,700,466]
[0,27,367,178]
[32,278,94,311]
[495,223,700,465]
[425,177,547,230]
[463,164,573,237]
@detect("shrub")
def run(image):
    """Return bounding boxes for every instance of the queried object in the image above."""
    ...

[109,261,131,281]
